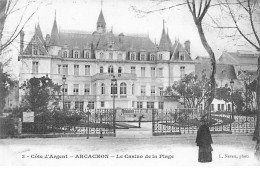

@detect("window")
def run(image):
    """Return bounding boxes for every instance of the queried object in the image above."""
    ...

[100,52,104,59]
[62,64,68,75]
[111,83,117,94]
[85,65,90,76]
[218,104,221,111]
[58,65,61,74]
[221,104,224,111]
[158,54,163,60]
[74,65,79,76]
[159,102,164,109]
[75,101,84,111]
[180,54,185,60]
[84,51,90,59]
[150,54,155,61]
[73,84,79,95]
[64,101,71,110]
[211,104,214,111]
[32,61,38,73]
[74,51,79,58]
[120,82,127,95]
[132,101,135,107]
[32,44,38,55]
[159,87,163,96]
[228,104,231,111]
[199,104,203,110]
[88,101,94,109]
[132,84,134,95]
[108,65,114,74]
[118,53,123,60]
[180,66,185,78]
[130,53,135,60]
[147,102,154,109]
[131,66,136,74]
[84,84,90,95]
[109,53,113,60]
[158,68,163,77]
[137,102,143,109]
[100,66,104,73]
[141,85,146,96]
[101,101,105,107]
[118,67,122,75]
[151,67,155,78]
[151,86,155,96]
[140,54,146,61]
[62,84,68,95]
[101,83,105,95]
[141,67,145,77]
[63,51,68,58]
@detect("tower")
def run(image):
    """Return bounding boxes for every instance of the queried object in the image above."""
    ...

[96,1,106,33]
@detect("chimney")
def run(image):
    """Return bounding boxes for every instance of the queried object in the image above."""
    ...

[45,34,51,47]
[20,30,24,55]
[184,40,190,55]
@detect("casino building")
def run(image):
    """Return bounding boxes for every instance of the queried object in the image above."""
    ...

[18,7,195,110]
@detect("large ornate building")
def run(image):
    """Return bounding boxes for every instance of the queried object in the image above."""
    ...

[18,8,195,110]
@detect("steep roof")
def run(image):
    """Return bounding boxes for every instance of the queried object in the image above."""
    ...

[195,63,237,80]
[49,12,60,46]
[35,23,44,44]
[23,33,48,55]
[58,31,157,55]
[158,21,172,51]
[97,9,106,25]
[218,51,258,65]
[171,40,193,61]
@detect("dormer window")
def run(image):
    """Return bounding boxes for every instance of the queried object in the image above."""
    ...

[100,52,104,59]
[130,53,135,60]
[179,53,185,60]
[150,54,155,61]
[158,54,163,60]
[74,51,80,58]
[109,52,113,60]
[140,53,146,61]
[63,51,68,58]
[84,50,90,59]
[118,53,123,60]
[32,44,39,55]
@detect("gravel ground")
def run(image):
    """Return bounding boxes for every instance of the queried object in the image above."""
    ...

[0,122,259,166]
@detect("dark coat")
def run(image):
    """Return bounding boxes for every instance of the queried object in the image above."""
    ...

[196,124,213,147]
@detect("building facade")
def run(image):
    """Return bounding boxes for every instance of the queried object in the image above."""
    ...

[18,9,195,110]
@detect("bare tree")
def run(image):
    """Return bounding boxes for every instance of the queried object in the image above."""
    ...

[0,0,40,115]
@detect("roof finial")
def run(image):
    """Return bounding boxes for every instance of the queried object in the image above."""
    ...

[101,0,103,9]
[55,10,56,20]
[163,19,165,30]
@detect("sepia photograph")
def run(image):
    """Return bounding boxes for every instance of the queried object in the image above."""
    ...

[0,0,260,166]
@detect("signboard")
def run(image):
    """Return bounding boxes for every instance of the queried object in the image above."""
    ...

[23,111,34,123]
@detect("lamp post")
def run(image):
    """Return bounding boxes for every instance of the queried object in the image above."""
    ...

[62,75,66,111]
[230,79,234,131]
[111,75,117,134]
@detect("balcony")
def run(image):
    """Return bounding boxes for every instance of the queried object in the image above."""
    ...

[91,73,137,81]
[137,96,163,101]
[63,95,96,101]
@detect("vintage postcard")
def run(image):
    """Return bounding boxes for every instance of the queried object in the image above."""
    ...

[0,0,260,167]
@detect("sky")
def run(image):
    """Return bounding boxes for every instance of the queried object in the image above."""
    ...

[2,0,259,79]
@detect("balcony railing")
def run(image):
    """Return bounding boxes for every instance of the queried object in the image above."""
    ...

[91,73,137,81]
[62,95,96,101]
[136,96,164,101]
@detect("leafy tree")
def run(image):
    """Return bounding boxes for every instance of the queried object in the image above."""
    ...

[165,73,210,108]
[20,76,61,114]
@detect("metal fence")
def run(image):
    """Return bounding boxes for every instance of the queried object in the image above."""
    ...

[152,109,257,136]
[22,109,116,137]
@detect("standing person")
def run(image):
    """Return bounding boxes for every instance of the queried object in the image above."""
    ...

[196,117,213,163]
